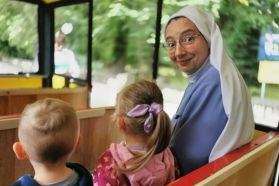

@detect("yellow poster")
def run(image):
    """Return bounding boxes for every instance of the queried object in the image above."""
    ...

[258,61,279,84]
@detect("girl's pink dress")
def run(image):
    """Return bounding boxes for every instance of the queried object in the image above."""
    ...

[93,143,179,186]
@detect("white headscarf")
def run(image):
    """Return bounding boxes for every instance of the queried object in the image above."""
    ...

[165,6,254,161]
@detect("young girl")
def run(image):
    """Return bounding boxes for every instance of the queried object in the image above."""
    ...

[93,80,179,186]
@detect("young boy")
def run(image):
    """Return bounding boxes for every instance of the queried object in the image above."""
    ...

[12,98,92,186]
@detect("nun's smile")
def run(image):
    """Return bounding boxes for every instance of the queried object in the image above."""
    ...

[165,17,209,75]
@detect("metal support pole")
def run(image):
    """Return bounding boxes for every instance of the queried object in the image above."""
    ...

[152,0,163,81]
[261,83,266,100]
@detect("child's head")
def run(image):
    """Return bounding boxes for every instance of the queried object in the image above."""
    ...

[114,79,172,173]
[13,98,80,165]
[55,32,66,51]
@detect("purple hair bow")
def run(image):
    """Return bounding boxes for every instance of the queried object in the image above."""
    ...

[127,103,163,134]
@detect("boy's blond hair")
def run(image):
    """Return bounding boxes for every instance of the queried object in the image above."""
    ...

[18,98,80,164]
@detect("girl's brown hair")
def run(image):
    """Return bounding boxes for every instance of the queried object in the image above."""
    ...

[113,79,172,174]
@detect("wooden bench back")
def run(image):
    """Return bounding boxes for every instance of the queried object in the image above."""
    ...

[3,107,278,186]
[0,87,88,116]
[167,131,279,186]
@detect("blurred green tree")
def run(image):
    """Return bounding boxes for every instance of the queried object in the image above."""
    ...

[0,0,37,59]
[1,0,279,86]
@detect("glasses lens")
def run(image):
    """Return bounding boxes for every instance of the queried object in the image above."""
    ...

[180,35,196,48]
[168,47,175,53]
[164,43,175,53]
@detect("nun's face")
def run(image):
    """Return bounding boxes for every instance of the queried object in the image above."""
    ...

[165,18,209,75]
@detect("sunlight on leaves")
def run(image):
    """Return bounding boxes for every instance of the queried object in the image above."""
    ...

[238,0,249,6]
[108,3,123,17]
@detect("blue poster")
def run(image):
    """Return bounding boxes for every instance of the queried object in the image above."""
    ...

[258,29,279,61]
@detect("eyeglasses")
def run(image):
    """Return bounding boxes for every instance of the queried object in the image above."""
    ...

[163,33,202,53]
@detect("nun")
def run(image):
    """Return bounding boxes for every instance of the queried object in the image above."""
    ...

[163,5,255,176]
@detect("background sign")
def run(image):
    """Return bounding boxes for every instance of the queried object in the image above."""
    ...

[258,61,279,84]
[258,29,279,84]
[258,29,279,61]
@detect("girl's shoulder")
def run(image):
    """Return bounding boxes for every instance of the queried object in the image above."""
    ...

[93,147,130,186]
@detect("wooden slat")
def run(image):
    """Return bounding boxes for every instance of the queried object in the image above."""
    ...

[216,145,279,186]
[0,108,105,130]
[0,96,8,116]
[8,95,37,115]
[0,88,88,116]
[0,129,16,186]
[59,91,87,109]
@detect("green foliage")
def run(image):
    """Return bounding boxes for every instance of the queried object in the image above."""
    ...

[0,0,37,58]
[265,84,279,99]
[1,0,279,88]
[0,40,31,59]
[214,0,279,86]
[92,0,160,73]
[249,84,279,100]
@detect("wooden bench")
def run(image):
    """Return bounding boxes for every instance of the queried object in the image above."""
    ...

[167,131,279,186]
[0,87,88,116]
[3,106,278,186]
[0,107,125,185]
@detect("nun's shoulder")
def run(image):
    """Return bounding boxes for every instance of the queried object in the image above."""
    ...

[200,65,220,82]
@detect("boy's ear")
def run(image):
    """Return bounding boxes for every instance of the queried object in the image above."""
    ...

[75,135,81,149]
[13,142,28,160]
[117,116,127,132]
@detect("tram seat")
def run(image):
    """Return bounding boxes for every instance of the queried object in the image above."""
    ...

[167,131,279,186]
[0,87,88,116]
[2,107,278,186]
[0,107,125,185]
